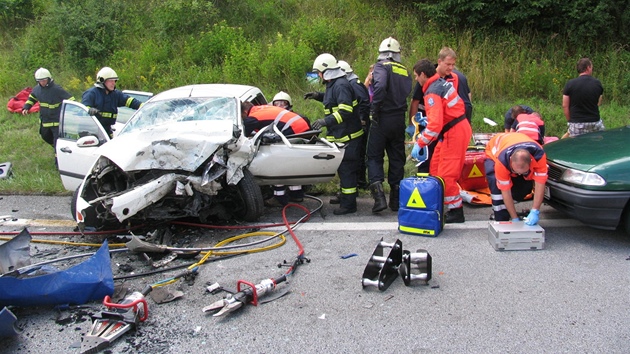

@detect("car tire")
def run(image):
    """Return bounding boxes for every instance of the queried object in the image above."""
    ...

[235,168,264,222]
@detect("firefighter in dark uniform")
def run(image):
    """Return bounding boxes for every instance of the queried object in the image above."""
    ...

[22,68,75,157]
[22,68,74,148]
[307,53,364,215]
[82,67,143,138]
[339,60,371,191]
[367,37,412,213]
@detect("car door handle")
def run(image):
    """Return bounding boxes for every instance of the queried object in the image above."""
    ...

[313,153,335,160]
[60,147,72,153]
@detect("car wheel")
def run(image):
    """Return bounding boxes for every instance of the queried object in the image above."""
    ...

[234,169,264,222]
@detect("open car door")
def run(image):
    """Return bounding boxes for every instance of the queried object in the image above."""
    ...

[56,100,110,191]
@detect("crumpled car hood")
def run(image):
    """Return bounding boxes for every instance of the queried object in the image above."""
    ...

[98,121,253,172]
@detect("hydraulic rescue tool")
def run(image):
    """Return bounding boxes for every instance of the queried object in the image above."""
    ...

[203,203,312,318]
[202,275,288,317]
[80,267,196,353]
[80,285,152,354]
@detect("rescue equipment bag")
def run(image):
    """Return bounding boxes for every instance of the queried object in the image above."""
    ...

[398,174,445,237]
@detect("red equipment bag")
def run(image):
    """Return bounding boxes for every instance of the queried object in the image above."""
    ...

[458,149,488,191]
[7,87,40,113]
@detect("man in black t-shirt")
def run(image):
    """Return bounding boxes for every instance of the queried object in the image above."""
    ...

[562,58,604,137]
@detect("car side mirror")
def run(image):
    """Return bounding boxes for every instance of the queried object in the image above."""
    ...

[233,125,242,139]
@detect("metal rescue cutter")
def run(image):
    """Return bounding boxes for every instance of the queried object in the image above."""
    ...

[202,276,287,317]
[80,286,152,354]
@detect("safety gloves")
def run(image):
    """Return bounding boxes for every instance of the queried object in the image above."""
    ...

[312,118,327,130]
[524,209,540,226]
[411,144,428,164]
[304,92,319,100]
[87,107,100,116]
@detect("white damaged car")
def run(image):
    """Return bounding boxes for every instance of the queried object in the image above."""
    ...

[56,84,344,230]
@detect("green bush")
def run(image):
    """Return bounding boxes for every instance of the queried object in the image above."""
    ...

[260,34,315,87]
[184,22,246,67]
[153,0,218,38]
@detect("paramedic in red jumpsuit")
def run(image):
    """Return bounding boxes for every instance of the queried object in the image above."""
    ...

[411,59,472,223]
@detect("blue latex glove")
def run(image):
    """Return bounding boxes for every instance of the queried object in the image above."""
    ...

[414,112,428,128]
[411,144,428,164]
[524,209,540,225]
[405,124,415,138]
[511,218,520,222]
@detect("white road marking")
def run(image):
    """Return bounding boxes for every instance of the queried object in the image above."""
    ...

[0,218,584,231]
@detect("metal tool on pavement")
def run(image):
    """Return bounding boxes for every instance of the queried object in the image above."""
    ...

[80,285,152,354]
[202,275,288,317]
[399,249,432,286]
[361,238,403,291]
[361,238,432,291]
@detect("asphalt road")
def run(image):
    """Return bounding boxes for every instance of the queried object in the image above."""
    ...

[1,195,629,353]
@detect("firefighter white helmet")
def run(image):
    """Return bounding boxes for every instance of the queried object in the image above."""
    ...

[34,68,52,81]
[312,53,339,72]
[338,60,353,73]
[96,67,118,83]
[272,91,292,107]
[379,37,401,53]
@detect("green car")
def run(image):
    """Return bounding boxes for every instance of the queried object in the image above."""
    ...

[543,126,630,234]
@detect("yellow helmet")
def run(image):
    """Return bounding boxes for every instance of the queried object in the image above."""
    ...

[34,67,52,81]
[379,37,401,53]
[96,67,118,83]
[312,53,339,72]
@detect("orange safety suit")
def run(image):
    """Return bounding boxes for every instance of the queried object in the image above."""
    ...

[416,73,472,210]
[512,113,545,145]
[243,105,311,137]
[485,133,548,220]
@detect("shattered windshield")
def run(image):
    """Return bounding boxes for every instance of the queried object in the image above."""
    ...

[119,97,239,135]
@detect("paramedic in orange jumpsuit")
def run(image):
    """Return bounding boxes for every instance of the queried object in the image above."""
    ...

[241,102,311,206]
[484,132,548,225]
[510,111,545,145]
[411,59,472,223]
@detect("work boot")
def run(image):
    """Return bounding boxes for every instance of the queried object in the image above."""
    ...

[289,189,304,202]
[369,181,387,213]
[333,206,357,215]
[264,195,288,207]
[388,184,400,211]
[329,192,341,204]
[445,207,465,223]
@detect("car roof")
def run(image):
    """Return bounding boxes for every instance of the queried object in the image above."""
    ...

[151,84,263,102]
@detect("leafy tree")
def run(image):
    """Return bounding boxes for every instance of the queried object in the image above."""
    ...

[413,0,629,48]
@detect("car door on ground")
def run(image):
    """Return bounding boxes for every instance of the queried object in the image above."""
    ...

[56,100,110,191]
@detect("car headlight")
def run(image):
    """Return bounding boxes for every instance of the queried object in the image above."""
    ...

[561,168,606,186]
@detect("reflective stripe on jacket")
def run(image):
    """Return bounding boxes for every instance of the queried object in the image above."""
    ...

[485,132,548,190]
[243,105,311,137]
[22,81,74,123]
[82,87,142,125]
[322,76,363,142]
[370,60,412,117]
[417,74,465,147]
